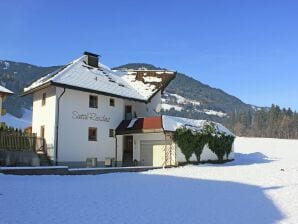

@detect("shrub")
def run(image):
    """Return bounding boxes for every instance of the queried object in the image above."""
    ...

[173,128,195,162]
[193,133,208,162]
[173,122,235,163]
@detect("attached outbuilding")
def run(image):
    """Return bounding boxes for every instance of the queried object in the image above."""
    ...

[116,115,235,167]
[0,85,13,124]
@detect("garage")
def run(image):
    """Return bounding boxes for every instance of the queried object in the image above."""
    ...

[116,115,235,167]
[140,140,170,167]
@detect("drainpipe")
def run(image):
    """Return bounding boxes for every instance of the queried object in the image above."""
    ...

[55,88,66,166]
[114,135,117,167]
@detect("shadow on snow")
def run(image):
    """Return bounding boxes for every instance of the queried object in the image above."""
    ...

[1,172,284,224]
[226,152,275,166]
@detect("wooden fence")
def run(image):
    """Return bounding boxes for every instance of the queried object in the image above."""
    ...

[0,131,44,152]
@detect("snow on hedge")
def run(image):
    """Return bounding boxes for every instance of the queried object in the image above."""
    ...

[162,115,234,136]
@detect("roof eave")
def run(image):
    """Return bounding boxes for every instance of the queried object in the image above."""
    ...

[20,80,148,103]
[0,91,13,96]
[20,82,52,97]
[147,71,177,102]
[51,82,147,103]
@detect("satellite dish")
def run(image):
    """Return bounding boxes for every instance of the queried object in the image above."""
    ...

[155,103,162,113]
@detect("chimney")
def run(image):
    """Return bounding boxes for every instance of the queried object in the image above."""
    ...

[84,51,99,68]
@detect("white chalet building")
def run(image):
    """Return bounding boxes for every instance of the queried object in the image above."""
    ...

[23,52,234,167]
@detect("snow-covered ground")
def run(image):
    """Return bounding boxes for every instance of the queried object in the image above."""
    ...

[161,92,227,117]
[203,109,227,117]
[161,103,183,111]
[1,137,298,224]
[1,109,32,129]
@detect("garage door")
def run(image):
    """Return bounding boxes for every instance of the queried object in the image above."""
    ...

[140,140,170,167]
[140,143,154,166]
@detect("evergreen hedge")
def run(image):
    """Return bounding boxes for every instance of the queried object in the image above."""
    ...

[173,123,235,163]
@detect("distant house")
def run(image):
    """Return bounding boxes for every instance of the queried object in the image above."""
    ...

[0,85,13,126]
[22,52,234,167]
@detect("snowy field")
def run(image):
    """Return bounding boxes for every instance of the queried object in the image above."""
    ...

[1,137,298,224]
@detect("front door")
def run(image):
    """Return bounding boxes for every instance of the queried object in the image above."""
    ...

[123,136,133,166]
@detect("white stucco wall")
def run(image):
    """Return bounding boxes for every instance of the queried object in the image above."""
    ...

[29,84,163,166]
[32,86,57,159]
[56,88,123,164]
[56,88,160,165]
[124,91,161,118]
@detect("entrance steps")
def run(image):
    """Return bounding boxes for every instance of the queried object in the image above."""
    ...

[36,150,52,166]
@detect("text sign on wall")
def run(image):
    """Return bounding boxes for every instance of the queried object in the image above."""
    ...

[72,111,110,122]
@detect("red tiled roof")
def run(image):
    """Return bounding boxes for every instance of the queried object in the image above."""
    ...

[116,116,163,135]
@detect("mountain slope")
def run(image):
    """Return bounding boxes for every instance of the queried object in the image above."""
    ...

[115,63,254,122]
[0,60,60,117]
[1,60,253,123]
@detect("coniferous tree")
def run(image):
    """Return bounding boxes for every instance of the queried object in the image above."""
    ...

[225,105,298,139]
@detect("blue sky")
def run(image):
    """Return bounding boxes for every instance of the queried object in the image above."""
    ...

[1,0,298,110]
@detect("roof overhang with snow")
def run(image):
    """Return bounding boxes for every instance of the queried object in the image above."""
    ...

[0,85,13,96]
[21,53,176,103]
[116,116,164,135]
[116,115,235,136]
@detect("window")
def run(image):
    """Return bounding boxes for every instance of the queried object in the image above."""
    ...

[109,129,115,137]
[110,98,115,107]
[88,127,97,141]
[42,93,46,106]
[89,95,98,108]
[40,126,45,138]
[125,105,132,120]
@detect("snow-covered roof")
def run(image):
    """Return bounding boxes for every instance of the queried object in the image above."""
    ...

[23,54,175,102]
[162,115,235,136]
[0,85,13,95]
[116,115,234,136]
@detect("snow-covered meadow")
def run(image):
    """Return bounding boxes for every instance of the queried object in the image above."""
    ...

[1,137,298,224]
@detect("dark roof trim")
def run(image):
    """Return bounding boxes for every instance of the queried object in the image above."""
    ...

[84,51,100,58]
[51,82,147,103]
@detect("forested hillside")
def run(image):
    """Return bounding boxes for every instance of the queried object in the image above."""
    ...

[225,105,298,139]
[0,60,60,117]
